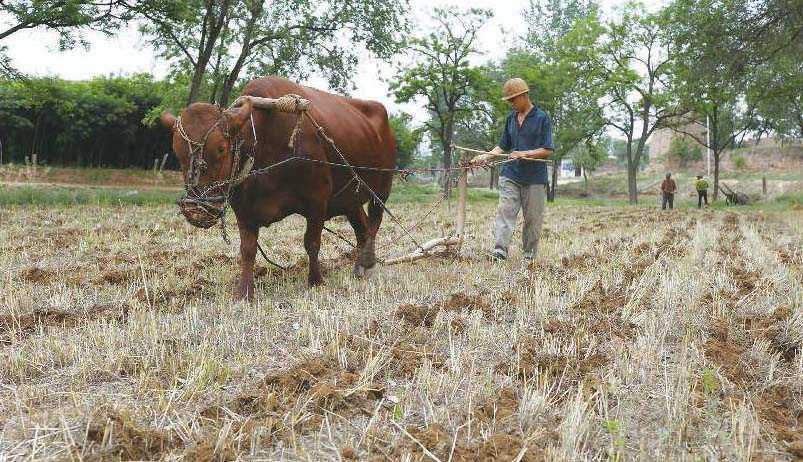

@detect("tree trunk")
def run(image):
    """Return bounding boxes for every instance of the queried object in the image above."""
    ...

[625,140,638,204]
[188,62,208,105]
[548,163,558,202]
[442,119,454,198]
[713,149,721,202]
[628,163,638,204]
[31,111,42,156]
[208,53,224,103]
[711,106,721,202]
[220,3,262,107]
[187,0,232,105]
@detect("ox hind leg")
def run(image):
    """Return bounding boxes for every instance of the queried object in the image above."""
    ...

[357,182,390,276]
[347,207,371,277]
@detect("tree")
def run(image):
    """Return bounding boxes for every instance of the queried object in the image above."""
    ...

[511,0,606,200]
[0,75,173,168]
[0,0,178,76]
[390,7,491,196]
[568,140,607,191]
[666,136,702,166]
[751,45,803,141]
[664,0,803,199]
[388,112,424,169]
[140,0,409,106]
[524,0,598,59]
[578,5,679,204]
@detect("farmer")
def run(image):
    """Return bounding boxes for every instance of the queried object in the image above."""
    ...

[695,174,709,208]
[470,78,554,262]
[661,172,677,210]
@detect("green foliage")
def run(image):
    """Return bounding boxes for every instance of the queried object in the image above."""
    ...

[662,0,803,198]
[388,113,424,169]
[607,136,649,167]
[390,6,491,193]
[516,0,606,158]
[451,65,506,154]
[392,403,403,421]
[605,419,622,433]
[141,0,410,105]
[700,369,720,396]
[569,141,607,175]
[667,136,703,165]
[0,75,174,168]
[387,181,497,205]
[732,155,746,169]
[571,4,676,203]
[525,0,598,60]
[0,1,179,77]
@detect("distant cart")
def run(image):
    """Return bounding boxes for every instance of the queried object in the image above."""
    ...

[719,182,751,205]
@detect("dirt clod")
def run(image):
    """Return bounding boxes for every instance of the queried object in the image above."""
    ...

[1,304,129,345]
[102,269,131,284]
[341,446,359,460]
[84,410,178,461]
[396,304,439,327]
[20,266,51,283]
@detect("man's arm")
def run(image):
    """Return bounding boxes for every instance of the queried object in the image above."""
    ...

[509,148,554,160]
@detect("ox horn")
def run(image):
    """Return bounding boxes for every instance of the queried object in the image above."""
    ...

[229,95,311,113]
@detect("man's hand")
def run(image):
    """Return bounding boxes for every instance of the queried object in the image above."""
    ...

[471,153,494,164]
[508,151,527,160]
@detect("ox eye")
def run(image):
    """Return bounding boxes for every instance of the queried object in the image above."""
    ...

[217,147,225,155]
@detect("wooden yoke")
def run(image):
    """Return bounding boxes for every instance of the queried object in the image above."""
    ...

[229,95,311,112]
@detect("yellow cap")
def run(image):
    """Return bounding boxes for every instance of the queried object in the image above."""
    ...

[501,78,529,101]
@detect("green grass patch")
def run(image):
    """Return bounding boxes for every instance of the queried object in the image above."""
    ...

[388,182,499,205]
[0,184,179,206]
[4,179,799,211]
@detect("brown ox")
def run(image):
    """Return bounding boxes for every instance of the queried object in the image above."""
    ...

[160,77,396,301]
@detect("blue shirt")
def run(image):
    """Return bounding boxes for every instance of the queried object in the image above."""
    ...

[498,106,554,185]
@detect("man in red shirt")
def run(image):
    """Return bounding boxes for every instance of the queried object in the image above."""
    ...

[661,173,677,210]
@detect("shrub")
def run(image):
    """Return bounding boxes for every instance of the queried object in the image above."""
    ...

[732,155,747,169]
[667,137,703,165]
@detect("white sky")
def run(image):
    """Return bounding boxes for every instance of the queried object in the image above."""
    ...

[1,0,637,122]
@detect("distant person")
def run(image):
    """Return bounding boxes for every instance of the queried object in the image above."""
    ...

[470,77,554,263]
[696,174,709,208]
[661,173,677,210]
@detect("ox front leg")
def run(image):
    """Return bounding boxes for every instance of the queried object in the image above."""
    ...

[235,224,259,302]
[304,215,325,286]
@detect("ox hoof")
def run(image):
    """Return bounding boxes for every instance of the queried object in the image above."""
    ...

[354,263,376,279]
[234,293,254,304]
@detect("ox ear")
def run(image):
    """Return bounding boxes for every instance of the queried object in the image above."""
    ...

[227,98,253,133]
[160,111,177,130]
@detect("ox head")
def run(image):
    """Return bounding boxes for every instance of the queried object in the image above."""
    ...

[160,100,253,228]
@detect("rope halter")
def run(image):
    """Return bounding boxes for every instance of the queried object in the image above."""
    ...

[173,108,254,235]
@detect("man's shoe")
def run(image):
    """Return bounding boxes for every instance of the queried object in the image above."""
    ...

[486,249,507,261]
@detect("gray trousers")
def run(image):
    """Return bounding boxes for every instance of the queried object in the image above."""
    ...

[494,176,546,259]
